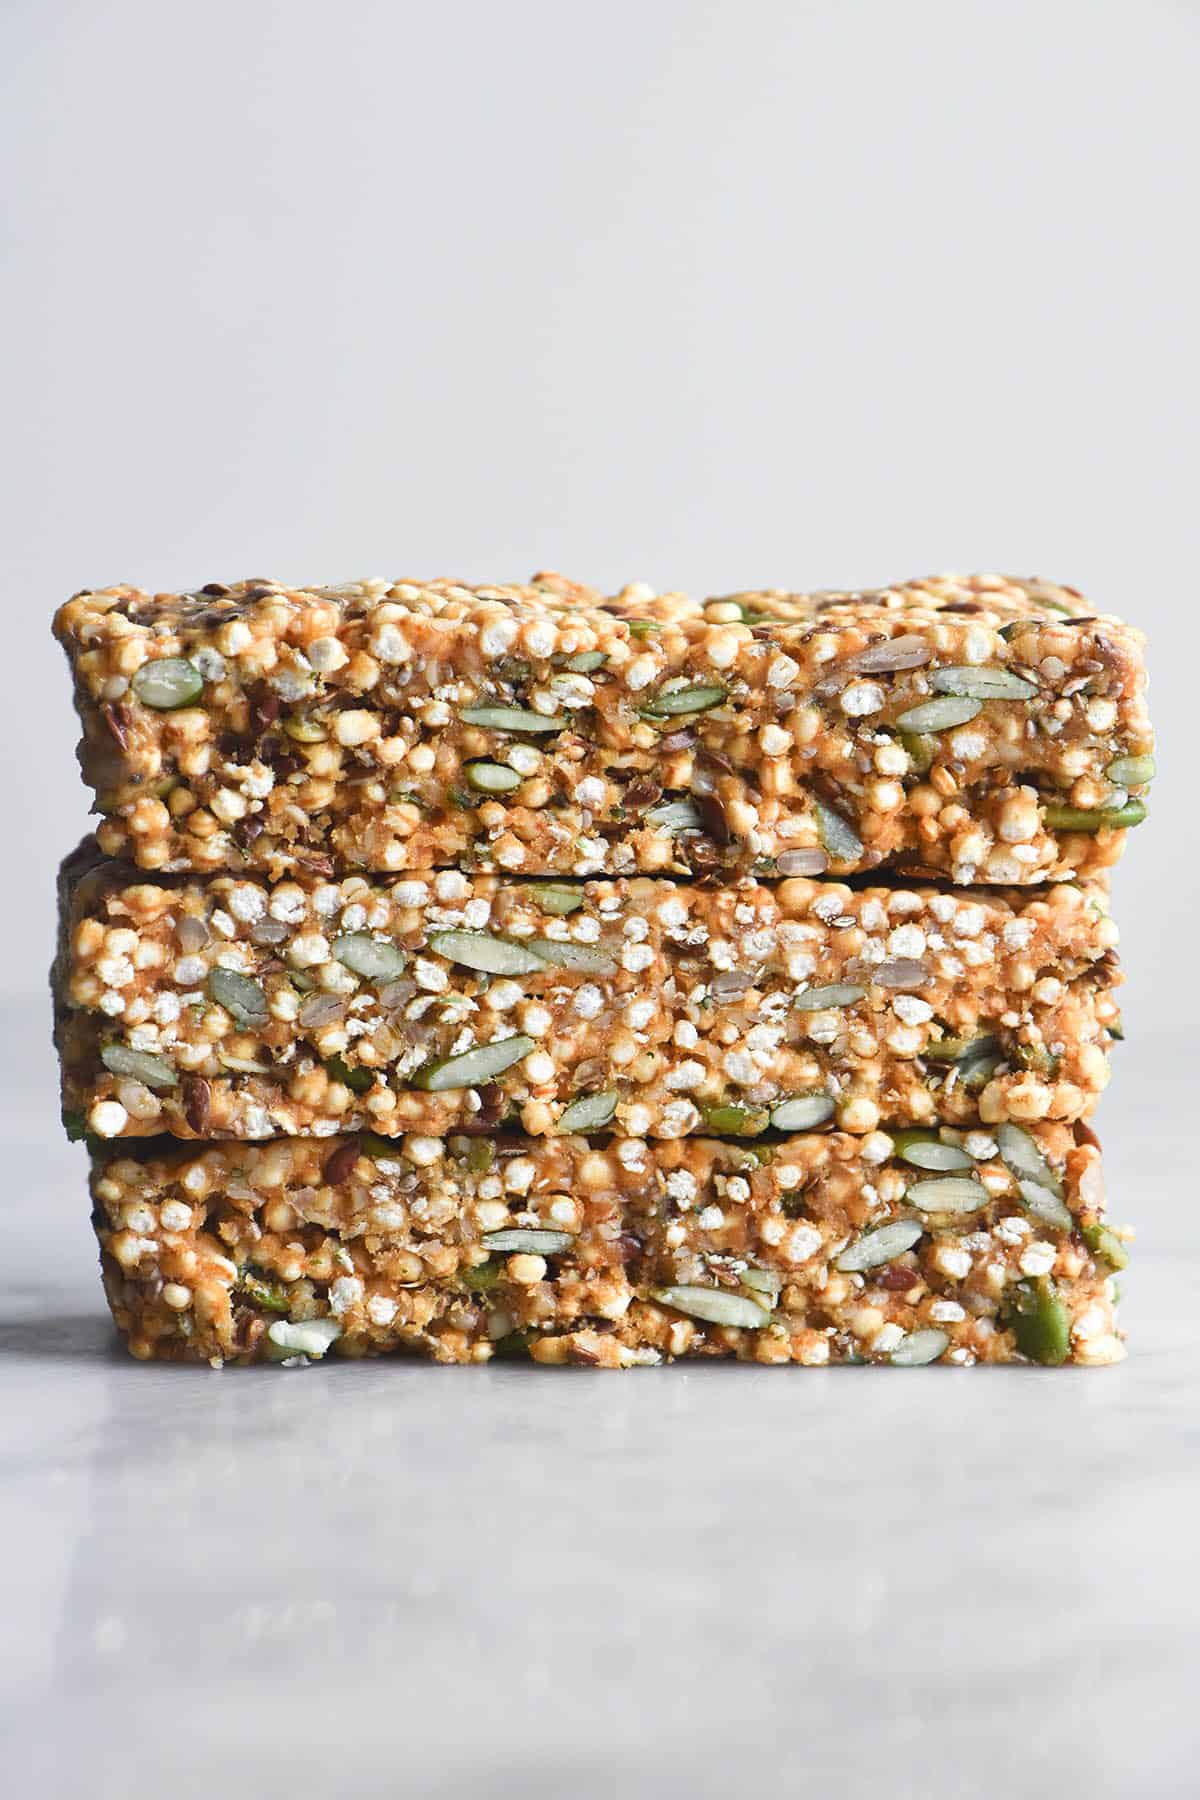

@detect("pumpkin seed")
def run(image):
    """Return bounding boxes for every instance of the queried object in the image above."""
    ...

[282,713,328,743]
[1018,1179,1073,1232]
[525,883,585,915]
[132,656,204,710]
[464,760,521,793]
[701,1102,769,1137]
[458,705,566,733]
[640,683,727,718]
[333,932,408,981]
[889,1327,950,1366]
[1082,1222,1129,1271]
[651,1285,771,1329]
[1103,753,1155,786]
[556,1090,619,1133]
[794,983,866,1012]
[267,1317,341,1358]
[323,1055,374,1095]
[898,729,935,773]
[427,930,547,976]
[770,1092,835,1131]
[740,1267,782,1301]
[835,1219,925,1272]
[815,801,863,861]
[564,651,607,672]
[1005,1278,1071,1365]
[482,1228,575,1254]
[895,695,983,732]
[525,938,617,975]
[100,1044,179,1090]
[238,1270,292,1313]
[891,1132,973,1172]
[995,1122,1064,1197]
[207,967,269,1026]
[922,1032,999,1065]
[411,1034,535,1091]
[905,1175,988,1215]
[930,665,1037,701]
[1041,799,1147,831]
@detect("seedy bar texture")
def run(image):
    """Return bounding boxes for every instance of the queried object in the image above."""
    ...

[89,1125,1126,1367]
[54,572,1153,885]
[56,843,1122,1143]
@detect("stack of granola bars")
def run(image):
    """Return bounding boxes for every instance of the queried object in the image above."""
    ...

[51,572,1151,1367]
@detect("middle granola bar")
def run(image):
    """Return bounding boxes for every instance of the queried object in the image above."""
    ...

[56,843,1121,1142]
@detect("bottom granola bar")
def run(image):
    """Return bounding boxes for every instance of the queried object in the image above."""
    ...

[89,1125,1127,1367]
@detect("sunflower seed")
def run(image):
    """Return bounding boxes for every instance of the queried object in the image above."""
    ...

[930,665,1037,701]
[464,760,521,793]
[815,801,863,861]
[267,1318,341,1358]
[835,1219,925,1272]
[994,1122,1064,1197]
[207,967,269,1026]
[895,695,983,732]
[889,1327,950,1366]
[770,1092,836,1131]
[1018,1179,1073,1232]
[481,1228,574,1254]
[905,1175,988,1215]
[524,938,617,975]
[333,932,408,981]
[99,1044,179,1090]
[411,1034,535,1091]
[297,992,347,1029]
[131,656,204,710]
[459,705,566,733]
[845,634,932,674]
[1103,753,1155,786]
[871,957,930,990]
[794,983,866,1012]
[740,1267,782,1300]
[775,848,829,876]
[556,1090,619,1133]
[640,683,727,718]
[645,798,704,835]
[426,930,546,976]
[1041,799,1147,831]
[525,883,585,915]
[651,1285,771,1328]
[891,1132,973,1172]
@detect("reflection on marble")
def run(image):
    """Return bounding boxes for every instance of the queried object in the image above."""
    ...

[2,1025,1197,1798]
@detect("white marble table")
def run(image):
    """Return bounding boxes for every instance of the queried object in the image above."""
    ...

[3,1026,1195,1798]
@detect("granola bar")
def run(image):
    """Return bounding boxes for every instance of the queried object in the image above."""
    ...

[89,1124,1127,1367]
[53,572,1153,885]
[56,844,1121,1142]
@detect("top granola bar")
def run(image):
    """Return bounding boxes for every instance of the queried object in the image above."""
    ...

[53,571,1153,884]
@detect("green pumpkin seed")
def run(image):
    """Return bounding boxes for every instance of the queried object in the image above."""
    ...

[930,665,1038,701]
[922,1032,999,1065]
[895,696,983,732]
[411,1034,535,1091]
[627,618,661,636]
[1081,1222,1129,1271]
[282,713,328,743]
[360,1130,404,1159]
[959,1053,1004,1093]
[889,1328,950,1366]
[1018,1179,1073,1232]
[891,1131,973,1172]
[905,1175,988,1215]
[564,651,608,673]
[556,1090,619,1133]
[100,1044,179,1090]
[525,938,617,975]
[815,801,863,862]
[651,1285,771,1329]
[131,656,204,710]
[427,930,547,976]
[898,729,935,773]
[640,683,727,718]
[323,1055,374,1095]
[645,798,704,835]
[994,1122,1064,1198]
[464,760,521,793]
[794,983,866,1013]
[835,1219,925,1272]
[1103,753,1155,787]
[266,1317,341,1358]
[770,1093,835,1131]
[238,1270,292,1313]
[459,705,566,733]
[333,932,408,981]
[1041,799,1147,832]
[525,884,585,915]
[701,1102,770,1137]
[207,967,269,1026]
[1005,1278,1071,1365]
[481,1228,574,1254]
